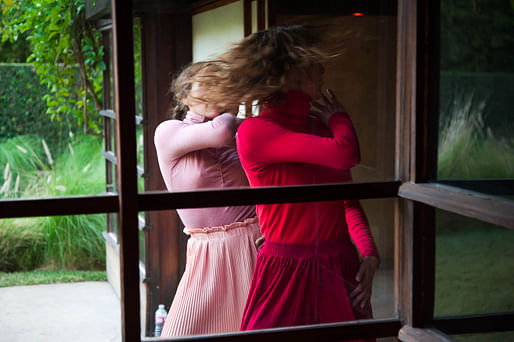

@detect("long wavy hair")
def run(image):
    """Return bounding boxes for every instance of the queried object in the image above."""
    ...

[192,25,335,109]
[168,61,223,120]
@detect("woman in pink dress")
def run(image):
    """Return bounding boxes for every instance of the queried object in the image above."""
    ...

[195,26,380,342]
[154,62,261,337]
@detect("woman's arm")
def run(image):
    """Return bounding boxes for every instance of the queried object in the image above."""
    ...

[237,111,360,171]
[345,197,380,309]
[154,113,238,162]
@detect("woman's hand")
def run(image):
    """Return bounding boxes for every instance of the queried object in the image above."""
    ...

[349,256,379,309]
[310,89,346,126]
[255,235,265,251]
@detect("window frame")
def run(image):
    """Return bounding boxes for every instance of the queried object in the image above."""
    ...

[1,0,513,341]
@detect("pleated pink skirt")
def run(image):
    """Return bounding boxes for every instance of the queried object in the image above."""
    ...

[161,216,260,337]
[241,238,375,342]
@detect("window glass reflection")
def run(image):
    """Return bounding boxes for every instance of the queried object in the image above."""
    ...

[0,213,116,340]
[438,0,514,180]
[140,199,394,338]
[435,210,514,316]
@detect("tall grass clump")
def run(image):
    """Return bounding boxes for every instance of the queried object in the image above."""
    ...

[33,133,106,269]
[0,218,46,271]
[0,135,51,198]
[0,133,107,270]
[438,92,514,179]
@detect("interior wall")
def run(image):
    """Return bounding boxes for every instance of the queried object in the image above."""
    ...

[192,1,245,62]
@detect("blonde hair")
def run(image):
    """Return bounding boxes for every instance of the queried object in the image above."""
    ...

[169,61,222,120]
[193,25,334,109]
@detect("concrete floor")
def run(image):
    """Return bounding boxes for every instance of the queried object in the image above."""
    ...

[0,281,121,342]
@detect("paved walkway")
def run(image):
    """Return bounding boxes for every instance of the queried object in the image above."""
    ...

[0,281,121,342]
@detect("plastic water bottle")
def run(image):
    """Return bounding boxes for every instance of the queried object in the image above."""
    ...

[154,304,167,337]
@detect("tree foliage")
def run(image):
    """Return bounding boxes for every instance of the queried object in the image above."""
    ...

[0,0,105,133]
[441,0,514,72]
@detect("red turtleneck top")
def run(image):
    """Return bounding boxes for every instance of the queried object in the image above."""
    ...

[236,90,379,259]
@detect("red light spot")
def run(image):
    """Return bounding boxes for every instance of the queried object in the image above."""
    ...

[352,12,364,16]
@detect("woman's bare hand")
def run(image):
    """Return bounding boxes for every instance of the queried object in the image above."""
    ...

[255,235,265,251]
[310,89,346,126]
[349,256,379,309]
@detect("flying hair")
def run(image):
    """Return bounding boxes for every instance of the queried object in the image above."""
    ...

[168,61,223,120]
[192,25,337,109]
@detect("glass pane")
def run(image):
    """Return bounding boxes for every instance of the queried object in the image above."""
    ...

[438,0,514,180]
[0,213,118,340]
[0,2,108,199]
[140,1,397,339]
[273,5,397,183]
[139,198,395,338]
[435,210,514,316]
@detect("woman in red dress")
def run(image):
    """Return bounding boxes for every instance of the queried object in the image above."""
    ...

[197,26,380,341]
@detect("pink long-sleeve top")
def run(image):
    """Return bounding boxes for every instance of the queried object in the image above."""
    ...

[236,90,379,259]
[154,111,256,229]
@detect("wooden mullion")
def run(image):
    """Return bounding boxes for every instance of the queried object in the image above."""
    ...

[395,0,417,327]
[110,0,140,341]
[257,0,265,30]
[243,0,251,36]
[433,311,514,335]
[409,0,439,328]
[411,201,435,326]
[0,195,118,218]
[143,318,401,342]
[138,181,401,211]
[399,182,514,230]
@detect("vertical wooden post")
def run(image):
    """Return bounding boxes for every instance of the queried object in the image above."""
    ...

[396,0,439,329]
[110,1,141,341]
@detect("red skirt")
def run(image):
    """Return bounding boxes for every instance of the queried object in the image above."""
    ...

[241,238,375,342]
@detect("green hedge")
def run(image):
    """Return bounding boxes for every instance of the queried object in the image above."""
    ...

[0,63,76,149]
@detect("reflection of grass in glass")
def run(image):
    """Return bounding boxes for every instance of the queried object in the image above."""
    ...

[436,220,514,315]
[436,212,514,341]
[436,93,514,342]
[438,93,514,179]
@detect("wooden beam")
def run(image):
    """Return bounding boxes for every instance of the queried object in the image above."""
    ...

[433,311,514,335]
[110,0,141,341]
[138,181,401,211]
[398,182,514,230]
[0,195,118,218]
[144,318,402,342]
[398,326,454,342]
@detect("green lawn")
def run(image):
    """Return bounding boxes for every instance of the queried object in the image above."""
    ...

[0,270,106,287]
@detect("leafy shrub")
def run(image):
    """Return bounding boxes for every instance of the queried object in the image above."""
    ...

[0,64,76,150]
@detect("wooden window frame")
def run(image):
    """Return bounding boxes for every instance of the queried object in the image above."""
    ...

[1,0,513,341]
